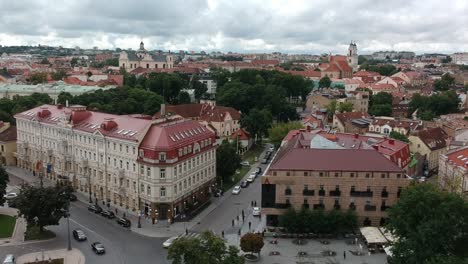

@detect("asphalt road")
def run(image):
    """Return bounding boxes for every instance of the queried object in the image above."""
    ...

[1,176,169,264]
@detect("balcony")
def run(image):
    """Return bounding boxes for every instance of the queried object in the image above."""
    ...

[329,190,341,197]
[302,189,314,196]
[275,203,291,209]
[350,191,373,197]
[381,191,389,198]
[364,205,377,211]
[318,190,325,196]
[313,204,325,210]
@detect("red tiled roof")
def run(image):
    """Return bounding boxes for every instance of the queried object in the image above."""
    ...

[230,128,251,140]
[252,60,280,66]
[155,104,241,122]
[323,63,341,73]
[370,83,397,91]
[416,127,448,151]
[335,112,370,124]
[0,125,17,142]
[446,147,468,168]
[270,148,403,172]
[371,118,420,131]
[354,71,381,78]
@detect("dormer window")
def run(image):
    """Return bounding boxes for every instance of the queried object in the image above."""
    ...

[139,149,144,158]
[159,152,166,161]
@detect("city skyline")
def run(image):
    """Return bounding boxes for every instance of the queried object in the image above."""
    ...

[0,0,467,54]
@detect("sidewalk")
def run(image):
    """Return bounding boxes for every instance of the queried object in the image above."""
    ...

[0,207,26,247]
[17,248,85,264]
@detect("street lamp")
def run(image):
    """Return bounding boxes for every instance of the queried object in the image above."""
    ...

[66,210,72,251]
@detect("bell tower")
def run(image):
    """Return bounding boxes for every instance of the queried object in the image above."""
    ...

[139,41,145,51]
[347,41,358,72]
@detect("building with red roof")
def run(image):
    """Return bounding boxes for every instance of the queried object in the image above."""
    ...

[15,104,217,223]
[261,128,410,227]
[439,146,468,195]
[321,56,353,79]
[0,122,17,166]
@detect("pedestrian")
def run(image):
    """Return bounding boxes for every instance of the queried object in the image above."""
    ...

[115,208,118,215]
[221,231,224,238]
[343,251,346,259]
[248,221,251,230]
[242,214,245,222]
[241,209,244,218]
[238,229,241,236]
[123,213,126,218]
[254,201,257,207]
[251,200,254,207]
[186,228,188,235]
[232,219,234,226]
[236,215,239,221]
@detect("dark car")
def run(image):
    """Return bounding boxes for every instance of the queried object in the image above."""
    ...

[240,181,249,188]
[91,242,105,254]
[88,204,103,214]
[255,167,262,175]
[213,189,224,197]
[69,193,77,202]
[72,229,87,241]
[116,217,131,228]
[101,210,115,219]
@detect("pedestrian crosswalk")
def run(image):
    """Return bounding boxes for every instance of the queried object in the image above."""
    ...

[180,232,201,239]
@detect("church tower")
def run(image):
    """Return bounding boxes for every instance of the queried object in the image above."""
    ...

[347,41,358,72]
[139,41,145,51]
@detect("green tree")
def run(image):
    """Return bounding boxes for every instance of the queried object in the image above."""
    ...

[0,165,9,205]
[319,76,331,88]
[70,57,78,67]
[326,100,337,119]
[57,92,73,105]
[216,141,241,186]
[372,92,393,105]
[434,73,455,91]
[387,184,468,264]
[51,70,67,81]
[268,122,304,147]
[191,75,208,101]
[86,71,93,78]
[168,231,245,264]
[40,58,50,64]
[177,91,191,104]
[15,185,70,232]
[389,131,409,143]
[30,72,47,84]
[369,104,392,116]
[338,102,354,113]
[240,233,264,256]
[241,108,272,141]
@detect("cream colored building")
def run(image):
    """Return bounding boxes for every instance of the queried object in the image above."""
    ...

[15,104,217,222]
[439,147,468,195]
[119,41,174,70]
[0,122,17,166]
[408,127,448,173]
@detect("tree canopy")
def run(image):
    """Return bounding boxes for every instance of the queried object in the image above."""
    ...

[360,63,399,76]
[241,108,273,140]
[434,73,455,91]
[29,72,48,84]
[409,91,459,120]
[389,131,409,143]
[369,92,393,117]
[216,140,241,187]
[387,184,468,264]
[0,93,53,123]
[167,231,245,264]
[319,76,331,88]
[268,121,304,147]
[240,233,264,256]
[15,185,70,232]
[0,165,9,205]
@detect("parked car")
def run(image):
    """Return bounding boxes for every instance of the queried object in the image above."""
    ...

[261,158,268,164]
[68,193,77,202]
[87,204,103,214]
[240,181,249,188]
[101,210,115,219]
[269,146,275,152]
[252,207,261,217]
[2,254,15,264]
[232,186,241,195]
[3,193,17,200]
[249,172,257,178]
[240,161,250,166]
[247,175,255,183]
[116,217,131,227]
[72,229,87,241]
[163,236,179,248]
[91,242,106,254]
[213,189,224,197]
[255,167,262,175]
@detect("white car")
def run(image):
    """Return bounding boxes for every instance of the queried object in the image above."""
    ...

[269,146,275,152]
[249,172,257,178]
[252,207,261,217]
[3,193,17,200]
[240,161,250,166]
[247,175,255,183]
[232,186,241,195]
[163,236,179,248]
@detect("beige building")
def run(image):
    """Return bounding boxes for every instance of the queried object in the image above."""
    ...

[337,92,369,113]
[0,122,17,166]
[333,112,370,133]
[119,41,174,70]
[15,104,217,222]
[306,95,331,111]
[262,136,409,227]
[408,127,448,173]
[439,147,468,195]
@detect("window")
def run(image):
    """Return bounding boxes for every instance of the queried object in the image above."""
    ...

[159,152,166,161]
[140,165,144,175]
[147,167,151,177]
[126,162,129,170]
[160,168,166,179]
[113,143,116,150]
[133,163,136,172]
[174,185,177,195]
[366,173,370,178]
[286,171,290,176]
[273,171,277,176]
[147,186,151,195]
[319,172,323,177]
[126,146,129,153]
[381,173,385,178]
[120,160,123,168]
[139,149,144,157]
[397,174,401,178]
[350,173,354,177]
[335,172,339,177]
[160,187,166,197]
[304,172,308,176]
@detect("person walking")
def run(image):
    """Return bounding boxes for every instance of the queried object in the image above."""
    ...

[248,221,251,230]
[232,219,235,226]
[344,251,346,259]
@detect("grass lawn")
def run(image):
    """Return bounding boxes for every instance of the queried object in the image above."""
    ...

[0,214,16,238]
[26,259,64,264]
[222,143,265,191]
[24,225,56,241]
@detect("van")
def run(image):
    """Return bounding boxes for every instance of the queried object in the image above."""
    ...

[3,254,15,264]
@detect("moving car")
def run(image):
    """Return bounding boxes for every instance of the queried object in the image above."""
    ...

[252,207,261,217]
[3,193,17,200]
[72,229,87,241]
[87,204,103,214]
[116,217,131,227]
[240,181,249,188]
[2,254,15,264]
[163,236,179,248]
[232,186,241,195]
[101,210,115,219]
[91,242,106,254]
[247,175,255,183]
[240,161,250,166]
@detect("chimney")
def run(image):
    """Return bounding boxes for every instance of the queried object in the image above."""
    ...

[372,145,379,150]
[354,133,359,139]
[160,103,166,118]
[389,139,395,145]
[66,100,69,107]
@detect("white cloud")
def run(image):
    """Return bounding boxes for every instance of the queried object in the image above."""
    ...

[0,0,467,54]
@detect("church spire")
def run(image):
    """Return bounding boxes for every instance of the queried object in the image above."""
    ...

[139,40,145,51]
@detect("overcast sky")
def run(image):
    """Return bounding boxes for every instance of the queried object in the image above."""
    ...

[1,0,467,54]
